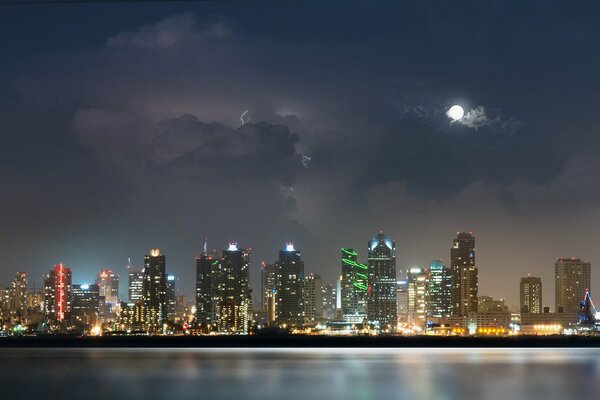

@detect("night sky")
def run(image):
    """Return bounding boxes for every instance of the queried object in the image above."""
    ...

[1,1,600,310]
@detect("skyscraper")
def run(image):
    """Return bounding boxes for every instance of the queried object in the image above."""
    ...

[321,283,337,321]
[213,243,251,333]
[166,275,176,323]
[143,249,167,331]
[427,259,452,318]
[195,252,217,326]
[96,269,119,309]
[304,273,323,324]
[340,248,368,323]
[275,243,305,327]
[450,232,478,317]
[43,264,72,323]
[128,267,144,303]
[9,272,28,322]
[520,276,542,314]
[71,284,100,327]
[555,258,591,313]
[367,232,397,329]
[407,266,428,328]
[260,262,277,311]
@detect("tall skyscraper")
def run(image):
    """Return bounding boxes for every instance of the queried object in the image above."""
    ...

[275,243,305,327]
[304,273,323,324]
[213,243,251,333]
[9,272,28,322]
[143,249,167,331]
[555,258,591,313]
[340,248,368,323]
[96,269,119,308]
[450,232,478,317]
[520,276,542,314]
[260,262,277,311]
[195,252,217,326]
[396,280,409,324]
[166,275,176,322]
[71,284,100,327]
[128,267,144,303]
[427,259,452,318]
[407,266,428,328]
[43,264,72,323]
[321,283,337,320]
[367,232,397,329]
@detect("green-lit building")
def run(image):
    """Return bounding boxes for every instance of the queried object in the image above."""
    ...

[340,248,368,323]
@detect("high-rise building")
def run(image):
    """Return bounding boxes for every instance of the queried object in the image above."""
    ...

[43,264,72,323]
[143,249,167,331]
[407,266,428,328]
[304,273,323,324]
[427,259,452,318]
[367,232,397,329]
[260,262,277,311]
[396,280,409,324]
[450,232,478,317]
[9,272,28,322]
[96,269,119,309]
[520,276,542,314]
[555,258,591,313]
[340,248,368,323]
[71,284,100,327]
[321,283,337,320]
[213,243,251,333]
[478,295,508,313]
[195,252,218,327]
[275,243,305,327]
[166,275,176,322]
[128,267,144,303]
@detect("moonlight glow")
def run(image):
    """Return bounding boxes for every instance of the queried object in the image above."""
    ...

[447,105,465,121]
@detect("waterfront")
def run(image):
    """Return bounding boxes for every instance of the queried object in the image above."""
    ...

[2,348,599,400]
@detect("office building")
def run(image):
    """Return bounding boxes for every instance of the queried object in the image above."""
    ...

[71,284,100,327]
[43,264,72,323]
[260,261,277,311]
[427,259,452,318]
[304,273,323,324]
[128,267,144,303]
[9,272,28,322]
[555,258,591,313]
[340,248,368,323]
[143,249,167,331]
[451,232,478,317]
[367,232,397,329]
[520,276,542,314]
[275,243,305,327]
[407,266,428,328]
[195,252,217,326]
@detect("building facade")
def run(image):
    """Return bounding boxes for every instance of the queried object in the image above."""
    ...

[427,259,452,318]
[407,266,428,328]
[143,249,167,331]
[555,258,591,313]
[275,243,305,327]
[304,273,323,324]
[450,232,478,317]
[367,232,397,329]
[340,248,368,323]
[520,276,542,314]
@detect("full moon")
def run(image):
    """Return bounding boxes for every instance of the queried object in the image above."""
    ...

[447,104,464,121]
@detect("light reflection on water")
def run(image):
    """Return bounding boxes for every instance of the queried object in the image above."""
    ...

[1,348,599,400]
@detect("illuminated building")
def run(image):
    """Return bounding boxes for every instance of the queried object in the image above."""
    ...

[555,258,591,313]
[43,264,72,323]
[304,273,323,324]
[450,232,478,317]
[166,275,176,322]
[260,262,277,311]
[367,232,397,329]
[275,243,305,327]
[128,267,144,303]
[143,249,167,332]
[340,248,368,323]
[520,276,542,314]
[195,252,217,327]
[266,290,276,326]
[213,243,251,333]
[478,295,508,313]
[9,272,28,322]
[119,301,144,331]
[96,269,119,315]
[71,284,100,327]
[396,280,408,323]
[407,266,428,328]
[427,259,452,318]
[321,283,337,320]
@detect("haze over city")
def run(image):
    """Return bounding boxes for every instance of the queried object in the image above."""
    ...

[2,1,600,310]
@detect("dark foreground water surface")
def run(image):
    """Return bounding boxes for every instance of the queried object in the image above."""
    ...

[1,348,599,399]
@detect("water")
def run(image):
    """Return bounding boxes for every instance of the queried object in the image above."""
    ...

[2,348,599,399]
